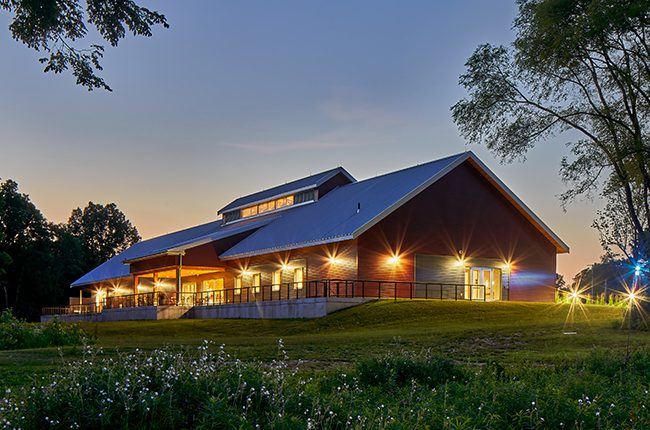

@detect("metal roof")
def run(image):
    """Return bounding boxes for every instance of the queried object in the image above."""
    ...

[70,216,275,287]
[72,151,569,287]
[217,166,355,214]
[220,152,569,259]
[219,153,468,258]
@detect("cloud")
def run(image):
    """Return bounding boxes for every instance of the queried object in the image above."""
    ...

[221,129,389,155]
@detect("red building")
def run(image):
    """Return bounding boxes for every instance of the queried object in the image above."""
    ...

[44,152,568,320]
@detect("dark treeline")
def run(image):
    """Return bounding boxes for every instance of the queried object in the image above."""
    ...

[0,179,140,320]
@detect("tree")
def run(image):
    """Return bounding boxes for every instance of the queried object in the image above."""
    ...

[0,179,57,318]
[452,0,650,262]
[66,202,140,270]
[1,0,168,91]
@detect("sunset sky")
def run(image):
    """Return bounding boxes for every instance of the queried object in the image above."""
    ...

[0,1,604,279]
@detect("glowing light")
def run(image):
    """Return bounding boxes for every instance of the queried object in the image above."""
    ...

[241,269,252,276]
[328,256,340,265]
[503,262,512,271]
[456,259,465,267]
[387,254,400,265]
[561,283,592,332]
[281,263,290,271]
[635,265,641,276]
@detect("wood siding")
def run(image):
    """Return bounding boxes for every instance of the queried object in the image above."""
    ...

[357,161,557,302]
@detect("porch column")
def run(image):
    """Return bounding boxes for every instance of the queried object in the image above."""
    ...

[132,275,139,295]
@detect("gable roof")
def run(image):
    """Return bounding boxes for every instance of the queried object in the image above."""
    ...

[218,166,355,214]
[72,151,568,288]
[70,215,275,287]
[219,152,569,259]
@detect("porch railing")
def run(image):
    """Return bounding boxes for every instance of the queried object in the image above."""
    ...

[43,279,488,316]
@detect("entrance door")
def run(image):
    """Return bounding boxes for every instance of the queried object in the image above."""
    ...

[466,268,502,301]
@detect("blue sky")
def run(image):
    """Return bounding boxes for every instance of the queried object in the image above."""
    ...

[0,1,602,278]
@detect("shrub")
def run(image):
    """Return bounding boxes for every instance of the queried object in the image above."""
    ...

[0,309,90,350]
[356,352,466,388]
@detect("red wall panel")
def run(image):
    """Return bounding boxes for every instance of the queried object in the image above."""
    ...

[357,161,557,302]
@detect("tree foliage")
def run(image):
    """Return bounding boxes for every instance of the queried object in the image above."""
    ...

[0,179,139,320]
[67,201,140,269]
[452,0,650,261]
[0,0,168,91]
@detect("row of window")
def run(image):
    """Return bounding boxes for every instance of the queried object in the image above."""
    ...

[224,189,317,224]
[182,268,306,296]
[241,195,295,218]
[235,267,304,293]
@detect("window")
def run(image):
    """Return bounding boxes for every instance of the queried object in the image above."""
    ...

[272,270,282,291]
[252,273,261,294]
[258,200,276,213]
[276,195,294,209]
[223,211,240,223]
[241,205,258,218]
[293,267,304,290]
[234,276,242,295]
[295,190,315,204]
[181,282,197,306]
[202,279,223,291]
[237,194,302,221]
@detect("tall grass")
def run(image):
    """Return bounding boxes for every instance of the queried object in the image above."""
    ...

[1,340,649,429]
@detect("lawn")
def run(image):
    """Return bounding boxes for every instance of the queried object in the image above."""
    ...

[0,300,645,389]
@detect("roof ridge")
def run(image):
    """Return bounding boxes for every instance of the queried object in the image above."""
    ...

[343,152,468,186]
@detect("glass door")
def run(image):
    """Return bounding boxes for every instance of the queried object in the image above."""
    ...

[465,268,502,301]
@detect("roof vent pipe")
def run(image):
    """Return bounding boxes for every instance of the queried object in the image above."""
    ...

[357,203,361,214]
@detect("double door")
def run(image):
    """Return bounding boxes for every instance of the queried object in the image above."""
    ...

[466,267,502,301]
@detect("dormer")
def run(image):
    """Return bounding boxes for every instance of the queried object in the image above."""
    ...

[218,167,355,225]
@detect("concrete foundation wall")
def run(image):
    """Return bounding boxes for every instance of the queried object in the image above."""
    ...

[188,297,373,319]
[41,306,192,323]
[41,298,371,322]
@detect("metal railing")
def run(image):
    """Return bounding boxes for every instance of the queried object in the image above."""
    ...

[42,303,104,316]
[42,279,488,316]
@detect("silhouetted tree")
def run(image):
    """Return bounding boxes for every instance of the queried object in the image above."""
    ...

[66,202,140,270]
[0,0,168,91]
[0,179,56,318]
[452,0,650,262]
[0,179,140,319]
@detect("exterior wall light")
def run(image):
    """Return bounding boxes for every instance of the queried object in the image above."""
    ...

[455,259,465,267]
[388,255,400,265]
[241,269,252,276]
[329,256,340,265]
[281,263,290,271]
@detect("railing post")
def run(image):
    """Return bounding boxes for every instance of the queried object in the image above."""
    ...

[394,282,397,301]
[362,281,365,298]
[410,282,413,300]
[455,285,458,300]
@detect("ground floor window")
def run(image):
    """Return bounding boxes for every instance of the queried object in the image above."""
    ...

[293,267,304,289]
[272,270,281,291]
[202,278,224,291]
[234,276,242,295]
[181,282,197,305]
[201,279,224,305]
[252,273,261,294]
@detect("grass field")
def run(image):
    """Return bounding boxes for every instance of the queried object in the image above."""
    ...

[0,300,646,390]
